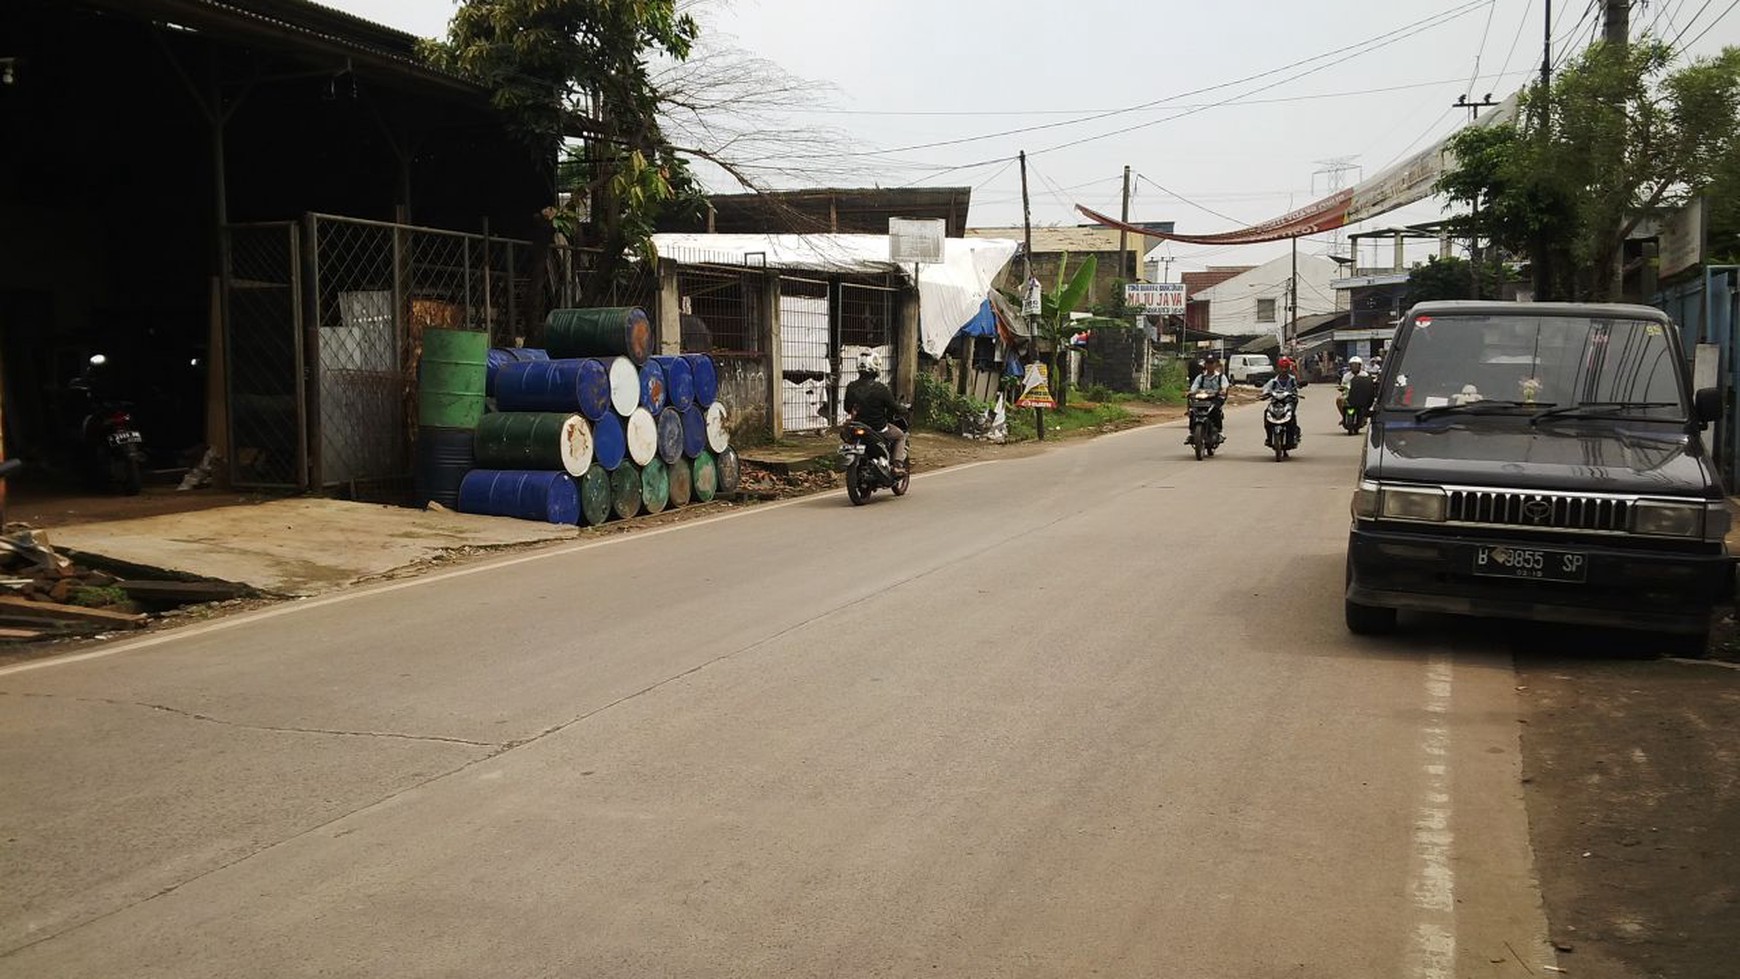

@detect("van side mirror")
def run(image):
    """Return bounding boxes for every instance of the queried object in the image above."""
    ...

[1695,387,1720,424]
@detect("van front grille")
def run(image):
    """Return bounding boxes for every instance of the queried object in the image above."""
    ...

[1445,489,1631,533]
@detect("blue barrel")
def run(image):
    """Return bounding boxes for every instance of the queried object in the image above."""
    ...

[656,407,685,464]
[638,359,667,414]
[651,356,694,412]
[413,426,474,509]
[574,358,612,421]
[591,411,627,471]
[681,405,706,459]
[485,347,549,397]
[457,470,579,524]
[685,354,719,408]
[495,359,585,412]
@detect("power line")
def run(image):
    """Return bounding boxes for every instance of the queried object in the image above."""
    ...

[1136,174,1248,226]
[1494,0,1537,84]
[1673,0,1735,49]
[1466,0,1501,95]
[761,0,1491,163]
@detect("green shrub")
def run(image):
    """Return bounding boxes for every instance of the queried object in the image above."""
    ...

[913,373,992,434]
[1144,358,1189,404]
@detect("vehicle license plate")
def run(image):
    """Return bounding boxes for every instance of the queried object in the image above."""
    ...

[108,431,142,446]
[1472,544,1587,582]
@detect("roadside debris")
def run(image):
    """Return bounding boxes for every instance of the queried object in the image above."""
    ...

[0,525,247,641]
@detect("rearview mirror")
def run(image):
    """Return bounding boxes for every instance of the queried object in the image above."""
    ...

[1695,387,1721,424]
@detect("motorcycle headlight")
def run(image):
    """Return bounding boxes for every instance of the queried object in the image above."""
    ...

[1630,500,1704,538]
[1379,485,1447,523]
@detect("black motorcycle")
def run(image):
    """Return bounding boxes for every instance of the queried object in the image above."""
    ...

[1340,374,1377,436]
[70,355,146,495]
[839,415,910,505]
[1185,391,1224,461]
[1263,389,1302,461]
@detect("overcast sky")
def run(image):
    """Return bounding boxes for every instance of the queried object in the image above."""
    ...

[327,0,1736,272]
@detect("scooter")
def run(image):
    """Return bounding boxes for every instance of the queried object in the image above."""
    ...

[1339,374,1378,435]
[839,414,911,506]
[71,354,146,495]
[1262,389,1302,461]
[1184,391,1224,461]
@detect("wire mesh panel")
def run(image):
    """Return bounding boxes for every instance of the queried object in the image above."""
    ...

[224,222,306,489]
[310,215,408,490]
[837,282,896,412]
[779,276,832,431]
[679,267,760,354]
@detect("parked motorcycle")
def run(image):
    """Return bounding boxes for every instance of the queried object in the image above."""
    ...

[839,415,910,505]
[1262,390,1302,461]
[1184,391,1223,461]
[71,354,146,495]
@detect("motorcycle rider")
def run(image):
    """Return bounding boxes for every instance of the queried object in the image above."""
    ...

[1187,352,1231,444]
[1336,355,1377,422]
[1259,356,1303,448]
[843,351,907,473]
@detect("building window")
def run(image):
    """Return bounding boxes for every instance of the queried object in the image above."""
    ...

[1257,298,1277,323]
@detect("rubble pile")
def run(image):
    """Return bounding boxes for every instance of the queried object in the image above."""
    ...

[736,464,841,500]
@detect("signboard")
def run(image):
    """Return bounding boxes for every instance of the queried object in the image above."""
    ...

[889,217,946,264]
[1021,276,1044,316]
[1014,362,1056,409]
[1124,282,1187,315]
[1659,197,1706,279]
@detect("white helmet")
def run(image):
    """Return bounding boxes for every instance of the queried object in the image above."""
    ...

[857,350,883,374]
[1348,356,1363,366]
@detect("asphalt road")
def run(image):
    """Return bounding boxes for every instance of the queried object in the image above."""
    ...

[0,396,1559,978]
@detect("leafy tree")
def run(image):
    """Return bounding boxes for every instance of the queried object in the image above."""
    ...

[1405,256,1505,305]
[1437,41,1740,300]
[1039,254,1097,411]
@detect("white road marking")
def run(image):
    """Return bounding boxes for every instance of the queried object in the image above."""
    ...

[1409,656,1457,979]
[0,460,1002,678]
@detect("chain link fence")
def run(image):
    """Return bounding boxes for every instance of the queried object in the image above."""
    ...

[779,276,833,431]
[678,266,762,353]
[223,222,307,489]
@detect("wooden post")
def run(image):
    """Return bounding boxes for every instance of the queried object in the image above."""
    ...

[896,277,920,406]
[762,271,783,440]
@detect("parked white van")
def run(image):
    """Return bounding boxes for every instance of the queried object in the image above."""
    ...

[1227,354,1275,385]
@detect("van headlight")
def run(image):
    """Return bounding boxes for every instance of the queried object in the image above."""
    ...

[1352,479,1380,520]
[1631,500,1704,538]
[1379,485,1447,523]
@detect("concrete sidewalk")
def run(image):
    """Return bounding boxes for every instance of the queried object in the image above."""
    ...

[46,499,575,597]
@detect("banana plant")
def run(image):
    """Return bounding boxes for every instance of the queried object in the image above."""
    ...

[1040,252,1097,410]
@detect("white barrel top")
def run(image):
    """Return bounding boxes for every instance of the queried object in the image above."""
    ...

[625,406,659,467]
[705,402,731,454]
[558,414,593,477]
[607,356,640,417]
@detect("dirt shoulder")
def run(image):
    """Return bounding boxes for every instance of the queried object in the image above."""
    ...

[1518,651,1740,979]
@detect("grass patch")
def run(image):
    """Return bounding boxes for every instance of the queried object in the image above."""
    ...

[1007,401,1133,441]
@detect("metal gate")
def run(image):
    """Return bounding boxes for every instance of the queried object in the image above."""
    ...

[1657,266,1739,484]
[223,222,307,489]
[779,276,833,431]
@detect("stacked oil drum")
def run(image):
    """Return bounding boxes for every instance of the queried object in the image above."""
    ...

[427,306,740,525]
[413,327,490,511]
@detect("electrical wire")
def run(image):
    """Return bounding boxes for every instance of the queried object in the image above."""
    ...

[759,0,1491,163]
[1674,0,1737,49]
[1493,0,1537,86]
[1465,0,1501,96]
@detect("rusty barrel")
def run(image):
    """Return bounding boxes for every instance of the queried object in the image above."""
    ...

[545,307,653,365]
[457,470,578,524]
[473,412,592,477]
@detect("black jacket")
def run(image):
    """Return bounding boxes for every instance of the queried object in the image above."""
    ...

[845,376,898,429]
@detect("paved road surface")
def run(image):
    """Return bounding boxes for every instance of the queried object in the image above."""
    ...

[0,397,1557,978]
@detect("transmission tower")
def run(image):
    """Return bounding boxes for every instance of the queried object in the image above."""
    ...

[1312,157,1362,263]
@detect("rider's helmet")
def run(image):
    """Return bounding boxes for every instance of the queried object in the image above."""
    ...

[1276,356,1295,374]
[1348,355,1364,370]
[857,350,882,376]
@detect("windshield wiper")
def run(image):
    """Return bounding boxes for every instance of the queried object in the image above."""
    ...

[1530,401,1682,426]
[1413,399,1549,422]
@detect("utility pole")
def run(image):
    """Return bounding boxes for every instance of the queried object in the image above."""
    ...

[1535,0,1554,300]
[1288,236,1298,353]
[1118,165,1132,280]
[1453,94,1500,298]
[1019,150,1044,441]
[1603,0,1629,47]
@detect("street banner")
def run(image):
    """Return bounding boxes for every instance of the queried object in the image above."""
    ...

[1015,363,1056,409]
[1124,282,1187,314]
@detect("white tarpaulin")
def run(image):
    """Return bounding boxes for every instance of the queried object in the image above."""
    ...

[652,233,1018,358]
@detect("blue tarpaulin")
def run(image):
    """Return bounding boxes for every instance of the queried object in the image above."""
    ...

[956,299,997,338]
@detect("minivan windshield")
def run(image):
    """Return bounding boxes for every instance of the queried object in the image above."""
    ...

[1384,313,1686,420]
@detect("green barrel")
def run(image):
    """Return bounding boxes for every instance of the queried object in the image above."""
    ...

[419,328,489,428]
[577,467,612,526]
[545,307,654,366]
[473,412,592,477]
[609,464,642,520]
[640,458,670,514]
[667,454,693,507]
[692,450,718,503]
